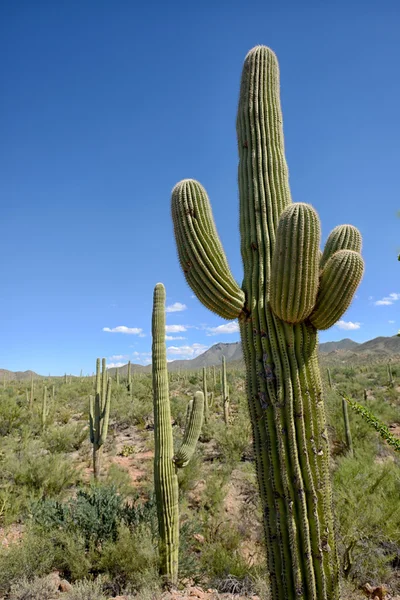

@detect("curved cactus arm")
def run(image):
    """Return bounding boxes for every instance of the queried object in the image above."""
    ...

[174,391,204,468]
[171,179,246,320]
[320,224,362,270]
[270,203,321,323]
[99,377,112,445]
[310,249,364,330]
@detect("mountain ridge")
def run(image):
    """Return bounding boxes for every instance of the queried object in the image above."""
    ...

[3,335,399,380]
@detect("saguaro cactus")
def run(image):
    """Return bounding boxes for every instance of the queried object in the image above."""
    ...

[202,366,209,423]
[171,46,364,600]
[152,283,203,585]
[89,358,112,480]
[221,356,230,425]
[127,360,132,391]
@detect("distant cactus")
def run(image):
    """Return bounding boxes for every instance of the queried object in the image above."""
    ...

[202,366,209,423]
[127,360,132,391]
[116,367,120,386]
[171,46,364,599]
[89,358,112,480]
[152,283,203,585]
[327,367,333,389]
[42,386,48,430]
[341,397,353,456]
[387,362,394,387]
[29,374,34,410]
[221,356,229,425]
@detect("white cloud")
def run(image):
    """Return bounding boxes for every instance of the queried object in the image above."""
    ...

[167,343,208,359]
[165,335,186,340]
[374,293,400,306]
[109,354,129,361]
[131,351,152,366]
[103,326,143,335]
[206,321,240,336]
[166,302,187,313]
[107,362,125,369]
[165,324,187,333]
[388,320,395,324]
[336,320,361,331]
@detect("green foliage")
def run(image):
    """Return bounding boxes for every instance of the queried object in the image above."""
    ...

[64,579,107,600]
[9,575,59,600]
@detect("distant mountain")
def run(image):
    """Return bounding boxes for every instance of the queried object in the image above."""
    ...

[0,369,42,382]
[318,339,360,353]
[3,335,399,379]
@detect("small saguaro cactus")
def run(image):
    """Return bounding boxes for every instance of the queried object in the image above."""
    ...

[42,386,48,430]
[342,397,354,456]
[202,366,209,423]
[171,46,364,600]
[89,358,112,480]
[29,374,34,410]
[127,360,132,391]
[152,283,204,585]
[327,367,333,389]
[221,356,230,425]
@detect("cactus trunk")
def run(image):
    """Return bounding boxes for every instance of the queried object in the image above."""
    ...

[341,397,353,456]
[89,358,112,481]
[152,284,180,584]
[202,366,209,423]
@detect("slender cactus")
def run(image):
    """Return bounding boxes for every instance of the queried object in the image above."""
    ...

[221,356,229,425]
[42,386,48,431]
[171,46,364,599]
[89,358,112,480]
[327,368,333,389]
[341,397,353,456]
[152,283,203,585]
[202,366,209,423]
[29,375,34,410]
[212,365,216,389]
[387,362,394,387]
[127,360,132,391]
[116,367,120,386]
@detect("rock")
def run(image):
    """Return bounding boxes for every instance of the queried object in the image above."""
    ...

[59,579,72,593]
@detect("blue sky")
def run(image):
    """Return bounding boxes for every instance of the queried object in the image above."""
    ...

[1,1,399,375]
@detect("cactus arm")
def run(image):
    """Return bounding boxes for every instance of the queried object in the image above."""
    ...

[101,358,107,411]
[171,180,245,320]
[152,283,179,584]
[173,391,204,468]
[320,224,362,270]
[270,203,321,323]
[309,250,364,330]
[99,377,112,445]
[89,395,95,444]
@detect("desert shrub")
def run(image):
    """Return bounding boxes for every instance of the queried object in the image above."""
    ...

[8,575,59,600]
[333,451,400,583]
[0,529,55,593]
[98,524,159,594]
[43,422,87,453]
[64,579,107,600]
[13,451,79,496]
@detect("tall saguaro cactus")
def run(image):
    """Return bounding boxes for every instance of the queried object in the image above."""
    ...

[152,283,204,585]
[221,356,230,425]
[171,46,364,600]
[89,358,112,480]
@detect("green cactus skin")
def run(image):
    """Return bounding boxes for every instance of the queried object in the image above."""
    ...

[174,391,204,467]
[387,362,394,387]
[212,365,216,388]
[327,368,333,389]
[341,397,353,456]
[89,358,112,480]
[152,283,203,585]
[171,46,365,600]
[116,367,120,386]
[29,375,34,410]
[202,367,209,423]
[42,385,48,431]
[221,356,230,425]
[127,361,132,391]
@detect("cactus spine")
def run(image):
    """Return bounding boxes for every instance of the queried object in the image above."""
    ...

[89,358,112,480]
[152,283,203,585]
[171,46,364,600]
